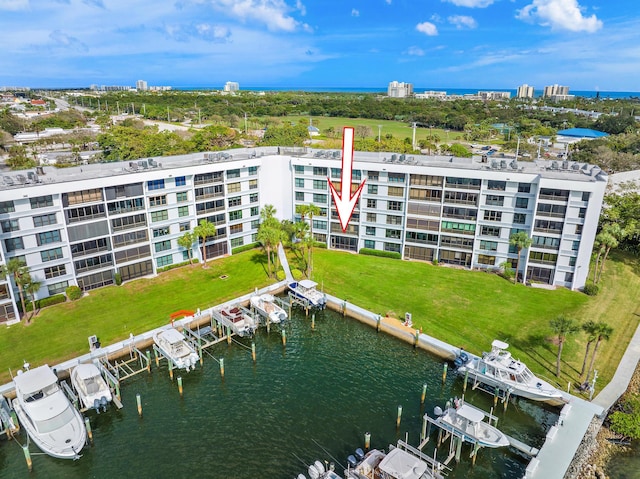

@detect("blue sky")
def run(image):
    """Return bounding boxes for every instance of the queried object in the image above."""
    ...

[1,0,639,91]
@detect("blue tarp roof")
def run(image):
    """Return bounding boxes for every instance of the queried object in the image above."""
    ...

[557,128,609,138]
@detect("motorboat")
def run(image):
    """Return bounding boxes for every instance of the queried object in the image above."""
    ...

[216,305,258,337]
[346,446,442,479]
[12,364,87,460]
[454,340,563,404]
[250,293,288,324]
[432,402,509,449]
[153,328,199,371]
[297,460,341,479]
[288,279,326,309]
[70,362,112,413]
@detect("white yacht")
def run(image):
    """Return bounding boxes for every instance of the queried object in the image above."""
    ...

[70,363,112,413]
[455,340,563,404]
[433,403,510,449]
[153,328,199,371]
[250,293,288,324]
[217,305,258,337]
[346,444,444,479]
[12,365,87,460]
[288,279,326,309]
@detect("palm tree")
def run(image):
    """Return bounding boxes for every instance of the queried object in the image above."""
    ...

[586,322,614,382]
[177,232,196,266]
[297,203,321,277]
[580,320,599,378]
[592,233,606,283]
[260,204,278,225]
[549,315,580,377]
[193,220,217,268]
[24,280,41,323]
[509,231,532,284]
[257,223,281,278]
[0,258,31,321]
[596,224,623,283]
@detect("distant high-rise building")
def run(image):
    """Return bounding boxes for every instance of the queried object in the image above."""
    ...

[224,81,240,92]
[543,84,569,97]
[517,84,535,99]
[136,80,148,91]
[387,81,413,98]
[478,91,511,100]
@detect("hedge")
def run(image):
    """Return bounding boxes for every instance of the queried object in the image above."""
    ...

[66,285,83,301]
[232,242,260,255]
[24,294,66,312]
[358,248,401,259]
[157,259,198,273]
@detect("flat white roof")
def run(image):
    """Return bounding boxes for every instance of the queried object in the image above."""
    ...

[13,365,56,395]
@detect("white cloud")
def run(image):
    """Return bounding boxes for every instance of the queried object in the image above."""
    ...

[164,22,232,42]
[205,0,304,32]
[442,0,494,7]
[416,21,438,36]
[351,8,359,17]
[295,0,305,15]
[448,15,477,29]
[0,0,29,10]
[406,46,425,56]
[517,0,602,33]
[430,14,442,23]
[48,30,88,52]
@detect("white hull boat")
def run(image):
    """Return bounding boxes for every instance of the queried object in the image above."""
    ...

[153,328,199,371]
[217,305,258,337]
[455,340,563,404]
[288,279,326,309]
[250,294,287,324]
[433,402,510,449]
[12,365,87,460]
[70,363,112,413]
[346,446,442,479]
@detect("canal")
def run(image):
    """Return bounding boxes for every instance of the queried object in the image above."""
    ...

[0,307,559,478]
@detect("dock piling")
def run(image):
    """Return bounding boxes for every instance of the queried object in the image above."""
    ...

[396,405,403,428]
[281,329,286,347]
[442,363,448,384]
[154,348,159,367]
[168,360,174,380]
[146,351,152,372]
[251,342,256,363]
[226,326,231,344]
[178,377,183,397]
[219,358,225,378]
[364,432,371,451]
[85,417,93,445]
[463,370,469,393]
[311,313,315,330]
[22,444,32,472]
[421,383,427,405]
[136,393,142,417]
[493,387,499,408]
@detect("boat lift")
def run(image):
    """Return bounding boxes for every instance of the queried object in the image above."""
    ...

[0,396,18,439]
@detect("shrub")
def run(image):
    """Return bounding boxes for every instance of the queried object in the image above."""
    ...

[432,259,439,266]
[291,268,303,280]
[583,283,599,296]
[359,248,401,260]
[158,260,193,273]
[65,285,83,301]
[232,242,260,255]
[114,273,122,286]
[275,270,285,281]
[25,294,66,311]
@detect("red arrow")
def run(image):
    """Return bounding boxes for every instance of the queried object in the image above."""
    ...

[328,127,366,232]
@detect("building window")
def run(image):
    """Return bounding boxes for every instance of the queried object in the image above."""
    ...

[248,194,258,204]
[33,214,57,228]
[155,240,171,253]
[149,195,167,207]
[248,166,258,176]
[119,260,153,281]
[227,169,240,179]
[157,255,173,268]
[384,242,401,253]
[578,208,587,219]
[48,280,69,296]
[178,206,189,217]
[483,210,502,222]
[330,168,341,179]
[367,171,379,181]
[581,192,590,202]
[250,207,259,217]
[366,226,375,236]
[30,195,54,209]
[70,238,110,257]
[0,201,15,213]
[44,265,66,279]
[249,179,258,190]
[532,236,560,249]
[231,237,244,248]
[486,195,504,206]
[112,213,147,231]
[367,199,377,209]
[230,224,243,235]
[445,177,481,189]
[513,213,526,224]
[388,173,405,183]
[229,210,243,221]
[364,240,375,249]
[37,230,61,246]
[107,198,145,215]
[153,227,170,237]
[387,201,403,211]
[313,179,326,190]
[569,256,577,267]
[575,224,583,235]
[479,240,498,251]
[113,230,148,248]
[150,210,169,222]
[176,192,188,202]
[175,176,186,186]
[477,255,496,265]
[441,221,475,235]
[295,178,305,188]
[74,254,113,273]
[313,219,326,230]
[388,186,404,197]
[313,167,327,176]
[539,188,569,201]
[63,188,103,206]
[251,220,260,229]
[366,213,376,222]
[572,240,580,251]
[481,225,500,237]
[1,219,19,233]
[518,183,531,193]
[487,180,506,191]
[147,179,165,191]
[41,247,63,262]
[385,229,401,239]
[313,194,327,203]
[228,197,242,207]
[537,203,567,218]
[294,165,305,174]
[227,182,241,193]
[410,174,442,186]
[386,215,402,225]
[529,251,558,265]
[295,192,305,201]
[368,184,378,195]
[515,197,529,209]
[180,222,191,232]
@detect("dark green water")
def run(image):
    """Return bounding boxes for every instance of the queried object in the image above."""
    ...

[606,442,640,479]
[1,308,559,478]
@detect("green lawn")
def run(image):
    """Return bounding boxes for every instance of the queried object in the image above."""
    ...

[1,248,638,397]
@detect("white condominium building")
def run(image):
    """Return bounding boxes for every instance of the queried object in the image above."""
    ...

[224,82,240,92]
[387,81,414,98]
[517,84,535,99]
[0,149,606,324]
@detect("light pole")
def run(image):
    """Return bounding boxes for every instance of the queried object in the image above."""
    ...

[377,125,382,143]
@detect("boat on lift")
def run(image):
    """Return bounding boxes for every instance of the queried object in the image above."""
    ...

[454,340,563,404]
[346,443,444,479]
[250,293,288,324]
[288,279,326,309]
[432,402,510,449]
[70,362,112,413]
[216,304,258,337]
[153,328,199,371]
[12,364,87,460]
